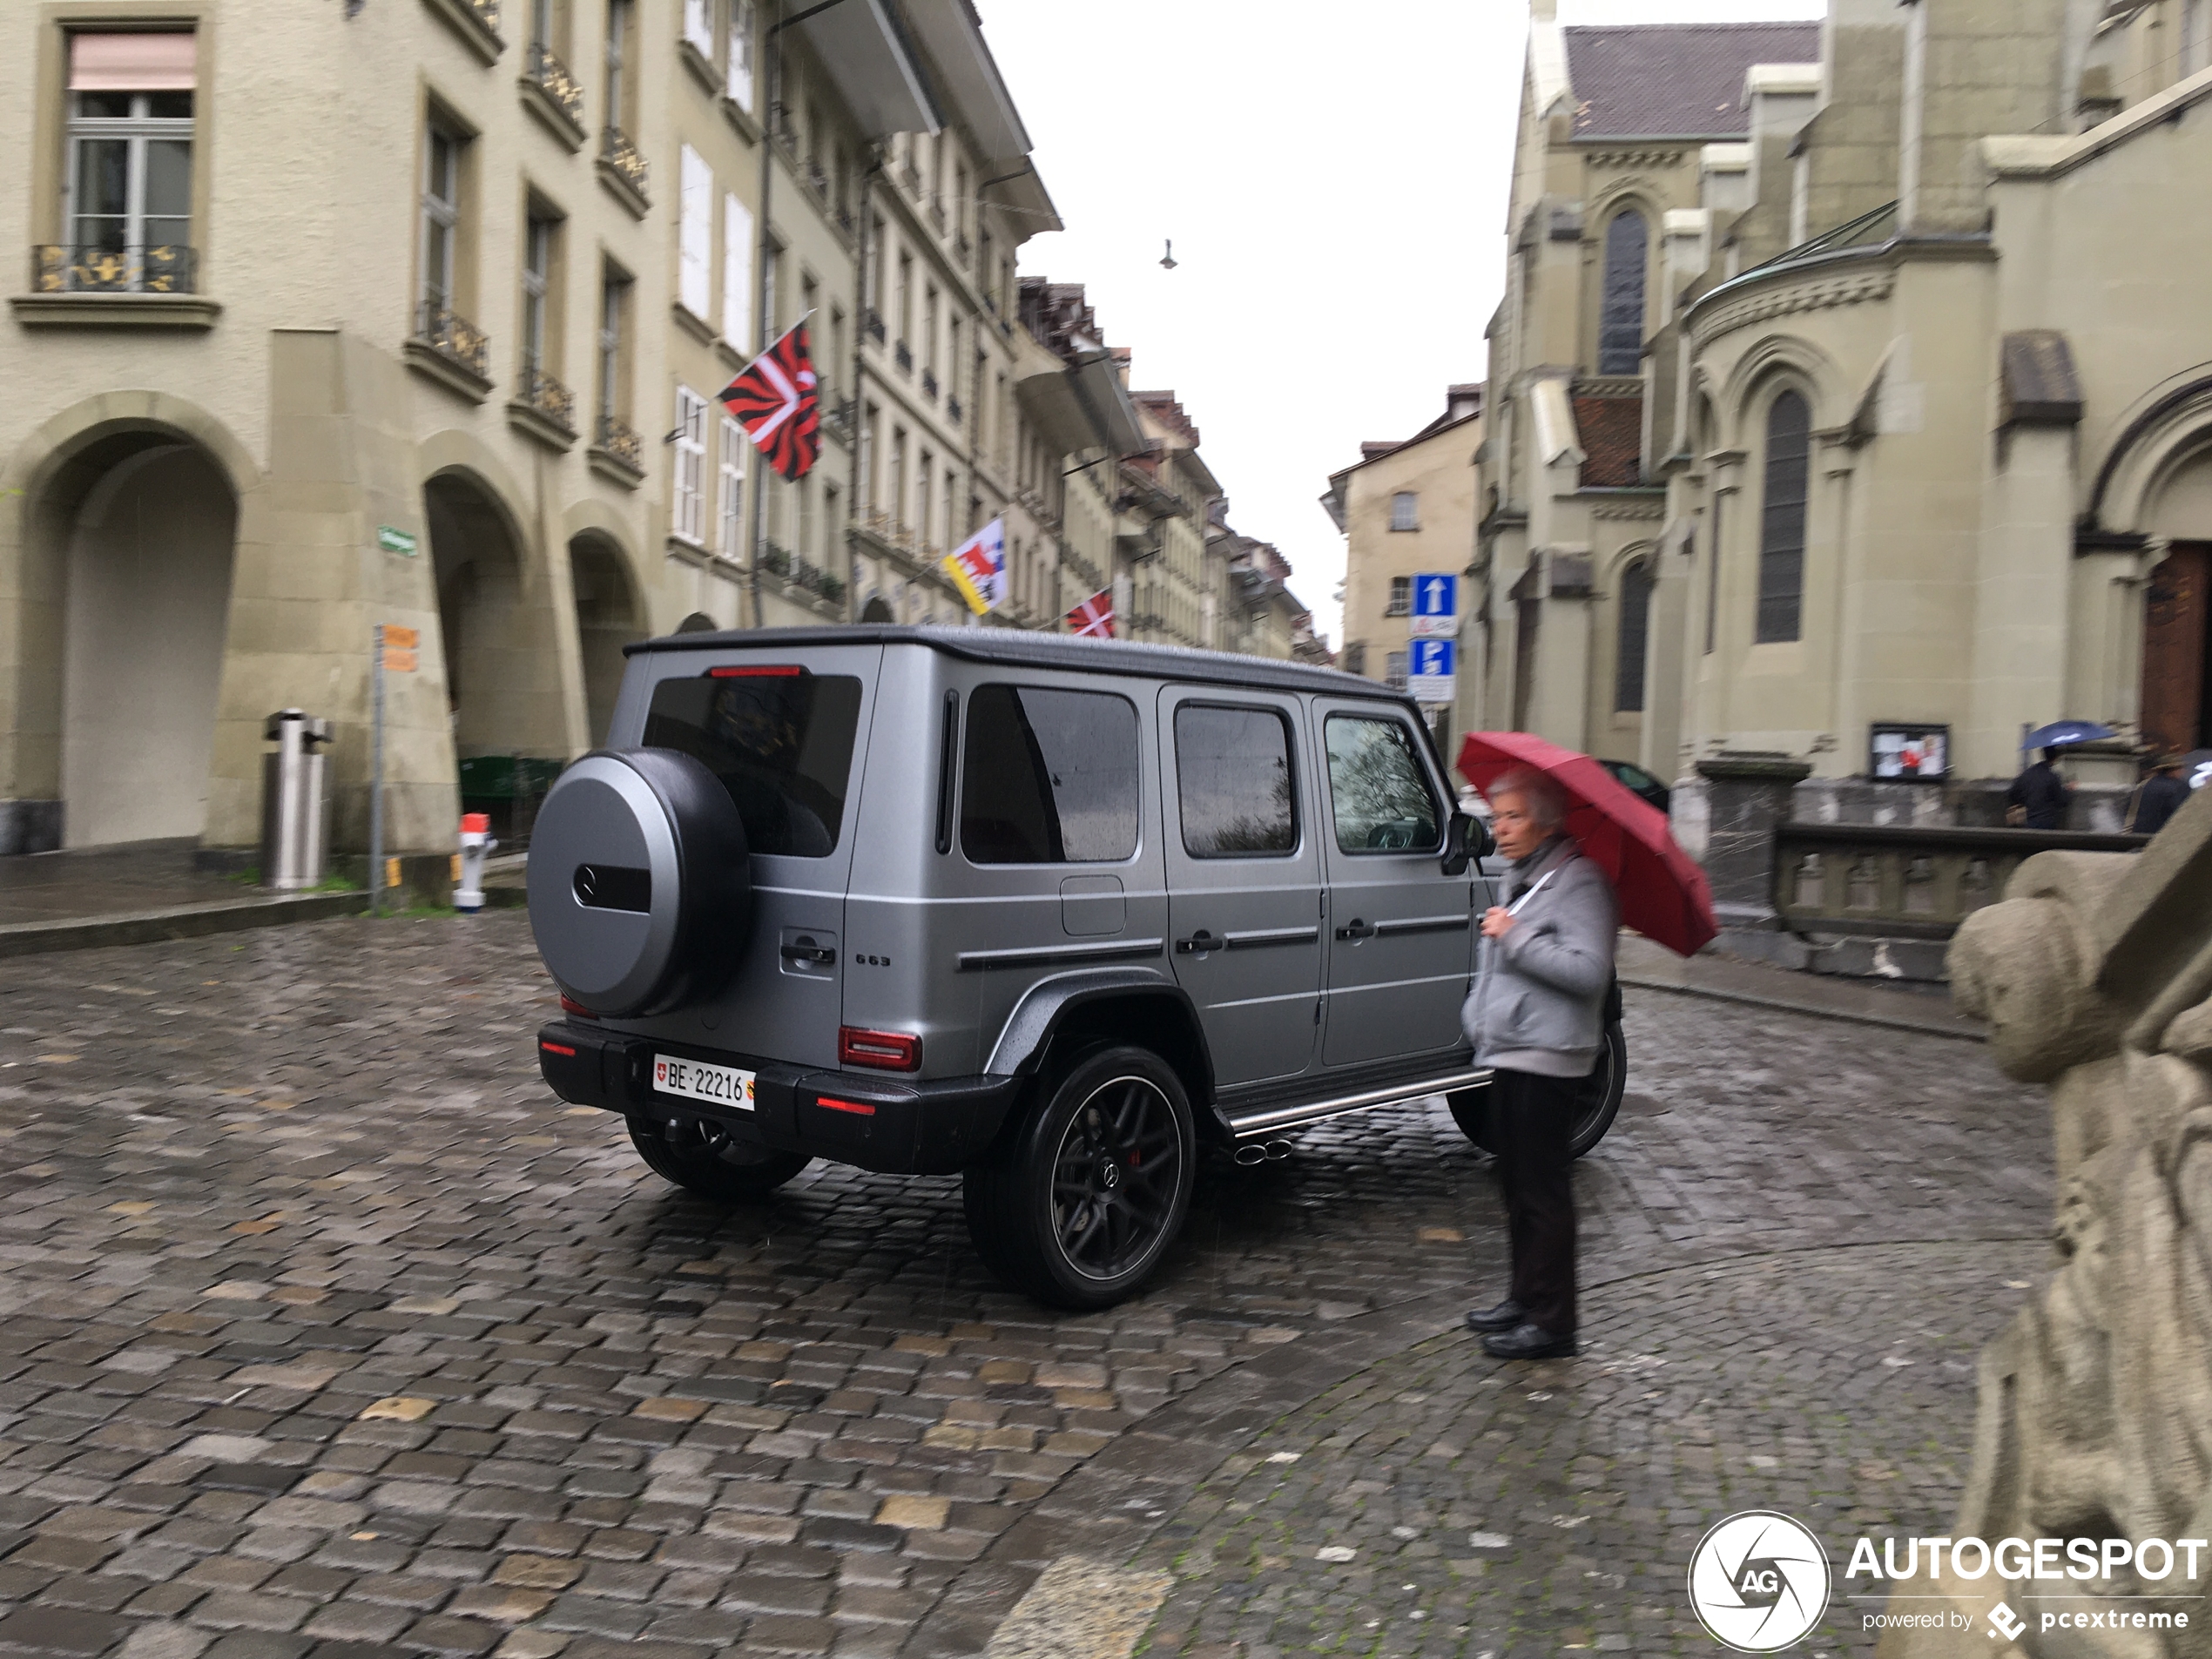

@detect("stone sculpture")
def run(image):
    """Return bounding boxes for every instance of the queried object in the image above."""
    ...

[1878,788,2212,1656]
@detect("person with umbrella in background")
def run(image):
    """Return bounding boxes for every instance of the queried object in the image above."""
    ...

[1455,733,1718,1363]
[2006,749,2074,830]
[2128,754,2191,837]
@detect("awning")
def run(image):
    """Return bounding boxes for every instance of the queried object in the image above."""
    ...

[71,31,196,91]
[981,164,1062,237]
[902,0,1028,164]
[799,0,936,139]
[1017,352,1146,457]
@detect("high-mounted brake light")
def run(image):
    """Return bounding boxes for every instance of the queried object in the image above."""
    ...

[708,664,805,678]
[560,995,600,1020]
[838,1026,922,1072]
[814,1096,879,1117]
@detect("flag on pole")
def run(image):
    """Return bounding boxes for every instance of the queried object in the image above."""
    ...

[942,518,1006,617]
[1066,590,1115,638]
[717,320,819,480]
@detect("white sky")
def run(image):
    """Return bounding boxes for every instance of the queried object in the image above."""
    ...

[981,0,1825,644]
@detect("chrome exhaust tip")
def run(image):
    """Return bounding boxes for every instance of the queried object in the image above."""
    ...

[1233,1143,1267,1166]
[1264,1139,1295,1162]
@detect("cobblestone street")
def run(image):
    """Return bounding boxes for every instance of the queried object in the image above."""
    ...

[0,914,2051,1659]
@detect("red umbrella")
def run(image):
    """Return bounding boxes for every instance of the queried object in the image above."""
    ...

[1455,731,1716,958]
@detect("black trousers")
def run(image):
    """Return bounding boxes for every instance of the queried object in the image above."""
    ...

[1492,1066,1579,1337]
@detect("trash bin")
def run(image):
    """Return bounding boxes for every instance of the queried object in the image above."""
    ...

[261,710,333,890]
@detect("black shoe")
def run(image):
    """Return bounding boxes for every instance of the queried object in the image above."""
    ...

[1481,1321,1577,1360]
[1465,1298,1526,1333]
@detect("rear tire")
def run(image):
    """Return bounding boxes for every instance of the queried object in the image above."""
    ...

[627,1111,811,1202]
[962,1045,1196,1311]
[1446,1020,1629,1161]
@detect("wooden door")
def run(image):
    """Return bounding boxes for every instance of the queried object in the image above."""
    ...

[2141,543,2210,756]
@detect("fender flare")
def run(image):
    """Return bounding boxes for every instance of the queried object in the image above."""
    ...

[984,967,1220,1124]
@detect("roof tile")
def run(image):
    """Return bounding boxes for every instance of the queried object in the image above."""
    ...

[1564,23,1821,141]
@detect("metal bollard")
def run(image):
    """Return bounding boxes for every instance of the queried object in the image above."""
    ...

[455,812,498,914]
[260,710,333,890]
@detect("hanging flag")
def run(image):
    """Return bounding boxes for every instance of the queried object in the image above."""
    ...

[1066,590,1115,638]
[717,320,819,481]
[942,519,1007,617]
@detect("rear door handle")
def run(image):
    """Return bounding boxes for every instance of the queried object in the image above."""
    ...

[1334,919,1377,941]
[781,941,837,965]
[1175,930,1219,955]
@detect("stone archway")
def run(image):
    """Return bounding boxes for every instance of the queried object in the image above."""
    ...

[568,533,644,747]
[44,433,239,847]
[2142,446,2212,754]
[860,595,894,623]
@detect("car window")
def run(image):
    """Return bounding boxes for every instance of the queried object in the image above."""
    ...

[1325,714,1442,853]
[1614,761,1659,792]
[961,685,1139,864]
[1176,704,1296,858]
[642,671,862,857]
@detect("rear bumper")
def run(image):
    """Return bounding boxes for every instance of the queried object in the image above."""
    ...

[536,1021,1025,1176]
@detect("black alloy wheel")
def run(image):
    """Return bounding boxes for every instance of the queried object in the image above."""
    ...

[963,1044,1197,1311]
[626,1111,812,1202]
[1447,1018,1629,1161]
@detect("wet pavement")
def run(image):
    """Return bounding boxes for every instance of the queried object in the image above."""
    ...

[0,911,2050,1657]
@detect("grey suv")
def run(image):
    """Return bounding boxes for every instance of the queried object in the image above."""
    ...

[529,627,1626,1309]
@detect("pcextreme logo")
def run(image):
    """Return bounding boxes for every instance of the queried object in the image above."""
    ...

[1688,1512,1831,1652]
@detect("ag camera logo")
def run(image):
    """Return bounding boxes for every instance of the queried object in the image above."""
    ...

[1689,1511,1832,1652]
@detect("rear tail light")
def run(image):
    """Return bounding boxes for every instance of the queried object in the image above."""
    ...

[540,1040,577,1057]
[560,995,600,1020]
[708,664,805,678]
[813,1096,878,1117]
[839,1026,921,1072]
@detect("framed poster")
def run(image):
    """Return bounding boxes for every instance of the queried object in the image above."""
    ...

[1870,723,1949,782]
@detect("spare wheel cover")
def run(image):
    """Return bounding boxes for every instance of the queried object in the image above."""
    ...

[528,750,748,1016]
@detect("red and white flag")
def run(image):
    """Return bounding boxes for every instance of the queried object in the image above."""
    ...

[718,320,819,481]
[1066,590,1114,638]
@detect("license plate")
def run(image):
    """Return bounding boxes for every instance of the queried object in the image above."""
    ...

[652,1054,757,1110]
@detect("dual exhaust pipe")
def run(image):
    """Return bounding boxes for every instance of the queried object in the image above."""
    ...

[1232,1139,1298,1166]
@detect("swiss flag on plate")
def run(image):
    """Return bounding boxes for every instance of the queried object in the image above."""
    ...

[1066,589,1114,638]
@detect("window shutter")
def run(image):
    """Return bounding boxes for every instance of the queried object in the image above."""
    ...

[683,0,715,58]
[723,192,753,347]
[678,146,712,320]
[726,1,756,111]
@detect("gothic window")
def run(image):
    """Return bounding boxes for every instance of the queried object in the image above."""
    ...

[1757,389,1811,644]
[1615,557,1654,711]
[1597,209,1648,375]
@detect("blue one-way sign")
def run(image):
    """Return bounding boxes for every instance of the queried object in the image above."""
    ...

[1409,573,1458,638]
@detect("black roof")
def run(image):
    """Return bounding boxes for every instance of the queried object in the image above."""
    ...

[631,624,1406,705]
[1563,23,1821,140]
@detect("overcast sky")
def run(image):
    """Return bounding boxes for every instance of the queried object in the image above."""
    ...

[981,0,1825,644]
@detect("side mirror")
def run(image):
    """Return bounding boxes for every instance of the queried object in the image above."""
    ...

[1441,811,1489,877]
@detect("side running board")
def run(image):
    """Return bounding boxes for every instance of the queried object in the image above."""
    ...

[1225,1067,1492,1138]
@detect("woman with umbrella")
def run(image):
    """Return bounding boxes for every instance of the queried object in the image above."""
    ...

[1456,735,1718,1362]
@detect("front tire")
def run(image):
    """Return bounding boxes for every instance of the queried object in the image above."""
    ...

[627,1111,811,1202]
[962,1046,1197,1311]
[1447,1019,1629,1160]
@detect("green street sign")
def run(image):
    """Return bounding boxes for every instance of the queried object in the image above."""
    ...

[378,526,419,556]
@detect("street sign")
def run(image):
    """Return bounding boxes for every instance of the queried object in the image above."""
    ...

[1409,572,1459,639]
[1409,637,1456,705]
[382,649,417,673]
[378,526,419,557]
[381,626,419,651]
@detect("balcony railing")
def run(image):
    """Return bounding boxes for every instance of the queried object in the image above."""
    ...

[865,308,886,344]
[34,244,197,294]
[946,395,962,425]
[516,365,575,434]
[921,368,938,400]
[415,303,489,381]
[894,341,913,373]
[525,41,584,128]
[601,125,649,199]
[463,0,502,30]
[759,541,846,604]
[593,412,644,472]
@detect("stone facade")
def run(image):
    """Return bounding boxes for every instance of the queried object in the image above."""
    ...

[1474,0,2212,837]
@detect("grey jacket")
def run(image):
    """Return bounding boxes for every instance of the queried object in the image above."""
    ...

[1461,837,1619,1079]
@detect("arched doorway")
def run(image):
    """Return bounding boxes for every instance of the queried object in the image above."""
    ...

[860,595,894,623]
[2142,446,2212,755]
[427,470,563,839]
[569,534,644,747]
[48,435,238,846]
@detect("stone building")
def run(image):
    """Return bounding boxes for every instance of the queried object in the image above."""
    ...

[1478,0,2212,833]
[1324,384,1485,726]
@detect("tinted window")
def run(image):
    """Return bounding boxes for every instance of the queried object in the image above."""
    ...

[961,685,1139,864]
[1177,705,1296,858]
[1325,716,1441,853]
[643,671,862,856]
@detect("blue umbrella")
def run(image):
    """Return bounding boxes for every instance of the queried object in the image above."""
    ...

[2023,720,2119,751]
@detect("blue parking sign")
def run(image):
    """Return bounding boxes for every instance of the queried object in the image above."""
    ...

[1408,638,1455,705]
[1409,574,1458,638]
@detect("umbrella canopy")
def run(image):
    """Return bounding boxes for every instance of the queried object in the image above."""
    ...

[2023,720,2118,751]
[1456,731,1716,959]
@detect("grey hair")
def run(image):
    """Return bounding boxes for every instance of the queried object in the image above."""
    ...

[1485,766,1568,830]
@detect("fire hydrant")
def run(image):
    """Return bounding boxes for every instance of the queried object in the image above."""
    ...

[455,813,498,914]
